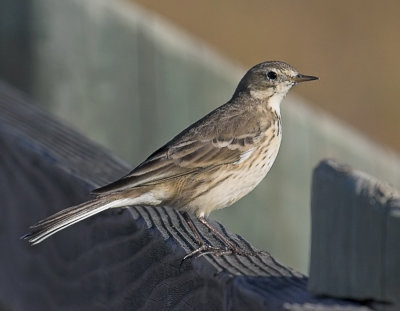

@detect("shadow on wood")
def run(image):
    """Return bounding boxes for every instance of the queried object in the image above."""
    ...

[0,81,371,310]
[309,160,400,311]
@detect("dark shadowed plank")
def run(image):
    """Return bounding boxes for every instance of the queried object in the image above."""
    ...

[0,81,371,310]
[309,159,400,311]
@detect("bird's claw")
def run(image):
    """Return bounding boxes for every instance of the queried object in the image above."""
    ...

[183,244,266,261]
[183,244,226,260]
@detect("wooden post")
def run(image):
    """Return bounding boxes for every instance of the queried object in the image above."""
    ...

[309,159,400,311]
[0,81,372,310]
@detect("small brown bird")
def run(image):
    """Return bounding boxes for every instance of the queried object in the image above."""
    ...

[23,61,317,257]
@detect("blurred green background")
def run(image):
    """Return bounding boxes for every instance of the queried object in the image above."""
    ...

[0,0,399,274]
[134,0,400,155]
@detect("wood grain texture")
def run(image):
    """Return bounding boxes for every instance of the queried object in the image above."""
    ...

[309,159,400,311]
[0,81,371,310]
[2,0,400,275]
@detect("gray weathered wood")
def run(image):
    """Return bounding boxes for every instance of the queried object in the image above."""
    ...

[0,82,373,310]
[309,159,400,311]
[2,0,400,274]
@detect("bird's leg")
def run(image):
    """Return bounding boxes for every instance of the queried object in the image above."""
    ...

[196,216,256,256]
[181,212,262,259]
[181,211,204,246]
[181,212,229,260]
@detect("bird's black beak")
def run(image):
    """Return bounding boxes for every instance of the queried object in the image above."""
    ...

[294,74,319,83]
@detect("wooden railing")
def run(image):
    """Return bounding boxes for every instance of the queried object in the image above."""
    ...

[2,82,393,310]
[2,0,400,276]
[310,160,400,310]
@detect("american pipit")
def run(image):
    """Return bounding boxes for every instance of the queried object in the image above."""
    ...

[23,61,317,257]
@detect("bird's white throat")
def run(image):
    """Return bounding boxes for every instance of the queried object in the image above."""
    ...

[250,89,285,114]
[250,82,294,114]
[268,92,286,114]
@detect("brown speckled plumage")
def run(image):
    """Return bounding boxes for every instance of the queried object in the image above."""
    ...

[24,61,318,250]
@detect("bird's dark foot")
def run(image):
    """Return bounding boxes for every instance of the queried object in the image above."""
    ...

[183,244,231,260]
[180,211,267,261]
[183,243,267,261]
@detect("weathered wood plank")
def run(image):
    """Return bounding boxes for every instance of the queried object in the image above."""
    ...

[2,0,400,275]
[309,159,400,311]
[0,81,371,310]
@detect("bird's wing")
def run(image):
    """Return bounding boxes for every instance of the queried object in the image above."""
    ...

[91,105,269,195]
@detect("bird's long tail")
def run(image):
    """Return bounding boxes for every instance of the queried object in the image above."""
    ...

[22,197,128,245]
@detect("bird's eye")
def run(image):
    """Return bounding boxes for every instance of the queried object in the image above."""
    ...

[267,71,277,80]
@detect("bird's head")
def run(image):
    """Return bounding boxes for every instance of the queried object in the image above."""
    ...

[234,61,318,111]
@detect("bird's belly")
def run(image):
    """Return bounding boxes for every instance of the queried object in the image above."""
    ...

[188,134,282,217]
